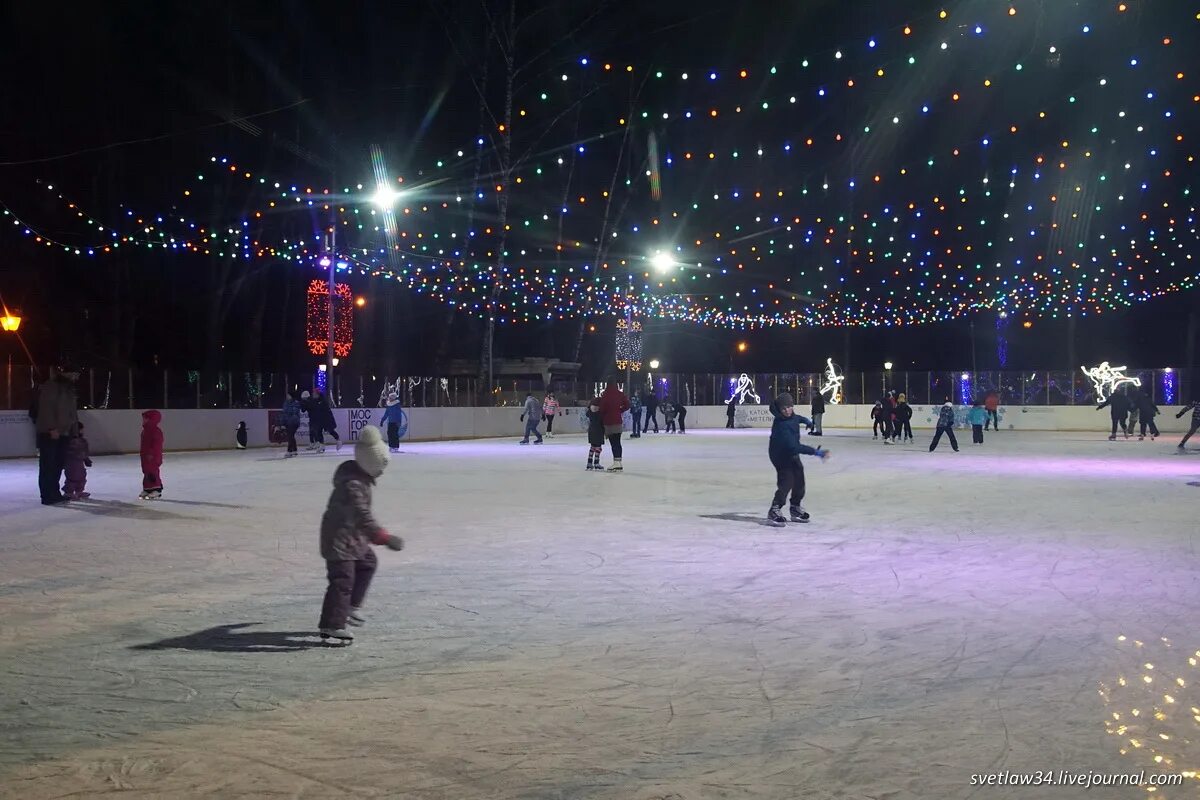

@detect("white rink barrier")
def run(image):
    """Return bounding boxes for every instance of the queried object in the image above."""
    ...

[1,403,1192,458]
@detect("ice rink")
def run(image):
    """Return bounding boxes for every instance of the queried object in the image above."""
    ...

[1,428,1198,799]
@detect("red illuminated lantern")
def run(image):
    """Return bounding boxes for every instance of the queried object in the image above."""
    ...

[306,280,354,357]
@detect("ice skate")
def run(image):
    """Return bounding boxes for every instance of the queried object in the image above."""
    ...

[607,458,623,472]
[319,628,354,645]
[335,440,342,451]
[1108,435,1116,441]
[519,440,529,445]
[138,490,151,500]
[789,505,810,523]
[76,492,91,499]
[767,505,787,527]
[284,451,298,458]
[347,608,366,627]
[146,489,162,500]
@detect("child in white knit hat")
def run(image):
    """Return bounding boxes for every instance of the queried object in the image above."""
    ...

[317,426,403,644]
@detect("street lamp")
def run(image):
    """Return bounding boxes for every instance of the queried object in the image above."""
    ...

[883,361,893,394]
[371,184,401,210]
[650,251,676,272]
[649,359,660,370]
[0,312,19,332]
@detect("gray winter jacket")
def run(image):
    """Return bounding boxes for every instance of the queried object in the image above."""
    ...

[522,396,540,421]
[320,461,383,561]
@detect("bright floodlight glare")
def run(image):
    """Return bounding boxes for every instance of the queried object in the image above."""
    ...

[883,361,893,370]
[650,251,675,272]
[372,185,400,209]
[649,359,660,369]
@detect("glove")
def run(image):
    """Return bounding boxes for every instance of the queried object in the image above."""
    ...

[384,535,405,551]
[520,414,525,422]
[1178,410,1187,419]
[84,459,93,467]
[814,447,830,461]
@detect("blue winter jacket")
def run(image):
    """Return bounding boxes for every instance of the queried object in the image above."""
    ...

[937,403,956,428]
[768,401,818,461]
[281,398,302,426]
[967,406,987,426]
[380,403,404,425]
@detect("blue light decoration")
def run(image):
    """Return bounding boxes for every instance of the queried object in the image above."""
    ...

[316,365,328,393]
[995,313,1009,366]
[1161,369,1176,405]
[958,372,973,405]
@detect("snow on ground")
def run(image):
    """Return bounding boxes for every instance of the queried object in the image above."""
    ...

[0,428,1198,799]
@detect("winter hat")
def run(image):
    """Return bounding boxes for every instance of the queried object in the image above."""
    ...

[775,392,795,408]
[301,390,311,399]
[354,425,390,478]
[386,392,399,405]
[898,393,907,402]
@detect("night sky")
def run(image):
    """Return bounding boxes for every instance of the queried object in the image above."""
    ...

[1,0,1197,377]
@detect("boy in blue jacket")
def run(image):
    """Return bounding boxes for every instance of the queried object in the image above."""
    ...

[967,401,987,444]
[767,392,831,526]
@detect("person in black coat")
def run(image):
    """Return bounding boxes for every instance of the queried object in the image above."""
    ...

[675,398,688,434]
[1176,397,1200,450]
[726,397,737,428]
[1096,389,1131,440]
[809,392,825,436]
[892,393,914,442]
[308,390,342,451]
[642,390,659,433]
[1131,386,1159,440]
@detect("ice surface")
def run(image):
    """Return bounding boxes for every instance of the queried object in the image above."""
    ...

[1,429,1198,799]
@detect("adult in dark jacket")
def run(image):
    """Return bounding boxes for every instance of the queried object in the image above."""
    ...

[1096,390,1132,440]
[642,390,659,434]
[598,382,631,471]
[810,392,826,436]
[766,392,829,526]
[31,365,80,505]
[1131,386,1159,440]
[928,399,960,452]
[893,394,914,442]
[281,391,303,456]
[1176,398,1200,450]
[676,398,688,434]
[726,398,737,428]
[309,390,341,451]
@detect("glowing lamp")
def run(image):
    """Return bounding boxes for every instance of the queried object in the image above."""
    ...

[372,185,401,209]
[0,313,20,332]
[736,342,748,353]
[884,361,894,370]
[355,296,366,307]
[650,251,676,272]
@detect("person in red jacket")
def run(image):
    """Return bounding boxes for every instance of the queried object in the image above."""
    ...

[597,381,631,472]
[139,409,165,500]
[984,390,1000,431]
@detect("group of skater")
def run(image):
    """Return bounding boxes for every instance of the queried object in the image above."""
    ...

[278,388,343,456]
[1096,382,1163,441]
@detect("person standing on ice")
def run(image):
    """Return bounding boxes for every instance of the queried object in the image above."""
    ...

[62,423,92,500]
[766,392,830,526]
[1096,388,1132,440]
[928,398,960,452]
[309,390,341,452]
[1175,397,1200,450]
[317,426,404,644]
[983,390,1000,431]
[642,389,660,434]
[542,392,559,438]
[1131,386,1160,440]
[809,390,825,436]
[31,364,79,506]
[139,409,165,499]
[379,392,404,452]
[519,393,544,444]
[281,391,303,457]
[585,396,606,470]
[628,392,642,438]
[675,397,688,433]
[871,399,886,440]
[892,393,914,442]
[726,397,737,428]
[598,380,630,471]
[661,399,677,433]
[968,401,987,445]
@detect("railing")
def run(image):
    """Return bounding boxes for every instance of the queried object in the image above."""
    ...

[2,366,1187,410]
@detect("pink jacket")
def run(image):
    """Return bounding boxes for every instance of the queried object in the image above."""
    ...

[140,410,163,473]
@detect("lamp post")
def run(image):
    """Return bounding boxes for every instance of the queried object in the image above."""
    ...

[883,361,893,394]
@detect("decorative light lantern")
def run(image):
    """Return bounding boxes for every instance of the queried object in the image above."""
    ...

[306,280,354,357]
[615,317,643,371]
[0,311,20,332]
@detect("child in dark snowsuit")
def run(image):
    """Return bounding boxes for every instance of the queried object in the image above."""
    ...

[1097,390,1132,440]
[63,423,92,500]
[585,398,606,470]
[662,401,677,433]
[1176,399,1200,450]
[871,400,887,439]
[1132,387,1160,440]
[766,392,830,526]
[318,426,403,643]
[139,410,164,499]
[928,400,959,452]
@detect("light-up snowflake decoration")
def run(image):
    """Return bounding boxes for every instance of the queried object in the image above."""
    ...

[615,318,643,371]
[1081,361,1142,403]
[820,358,845,405]
[727,373,761,404]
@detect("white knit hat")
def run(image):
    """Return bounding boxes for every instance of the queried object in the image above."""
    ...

[354,425,390,477]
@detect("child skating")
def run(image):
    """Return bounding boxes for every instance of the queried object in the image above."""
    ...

[766,392,830,526]
[318,426,403,644]
[542,392,559,438]
[62,423,92,500]
[585,397,605,470]
[379,392,404,452]
[139,410,164,499]
[662,400,677,433]
[968,401,986,444]
[928,399,959,452]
